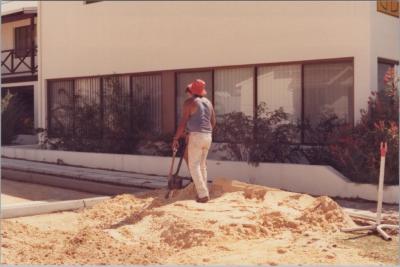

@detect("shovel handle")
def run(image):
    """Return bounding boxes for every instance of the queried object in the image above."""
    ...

[168,149,177,178]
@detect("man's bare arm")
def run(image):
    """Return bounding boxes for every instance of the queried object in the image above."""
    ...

[211,106,216,130]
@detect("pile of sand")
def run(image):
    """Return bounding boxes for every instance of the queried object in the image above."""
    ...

[1,178,396,265]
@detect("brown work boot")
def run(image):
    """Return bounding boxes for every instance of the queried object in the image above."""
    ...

[196,196,210,203]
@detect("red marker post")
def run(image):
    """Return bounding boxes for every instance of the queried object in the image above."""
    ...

[341,142,398,241]
[376,142,387,225]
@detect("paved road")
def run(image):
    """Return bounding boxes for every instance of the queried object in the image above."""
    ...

[1,179,101,205]
[334,197,399,215]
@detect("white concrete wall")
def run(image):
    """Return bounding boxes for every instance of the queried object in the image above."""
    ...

[39,1,370,77]
[37,1,400,127]
[2,146,398,204]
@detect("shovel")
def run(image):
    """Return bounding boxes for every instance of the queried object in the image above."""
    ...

[165,140,192,199]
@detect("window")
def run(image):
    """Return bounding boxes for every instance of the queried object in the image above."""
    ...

[214,67,254,121]
[74,78,102,138]
[257,61,353,143]
[48,74,162,139]
[131,74,162,134]
[176,71,213,124]
[257,64,302,123]
[102,76,130,138]
[48,80,74,136]
[14,25,34,58]
[48,59,355,144]
[1,86,34,134]
[303,61,354,127]
[174,59,353,144]
[378,59,397,91]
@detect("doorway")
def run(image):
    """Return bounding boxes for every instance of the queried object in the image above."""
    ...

[1,85,34,135]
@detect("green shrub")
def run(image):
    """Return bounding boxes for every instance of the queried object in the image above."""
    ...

[214,102,301,165]
[213,111,253,161]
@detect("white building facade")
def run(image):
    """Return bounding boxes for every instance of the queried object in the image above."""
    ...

[36,1,399,138]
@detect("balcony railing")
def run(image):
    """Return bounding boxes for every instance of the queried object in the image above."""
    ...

[1,46,38,76]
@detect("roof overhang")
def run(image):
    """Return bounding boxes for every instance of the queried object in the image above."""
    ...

[2,2,37,24]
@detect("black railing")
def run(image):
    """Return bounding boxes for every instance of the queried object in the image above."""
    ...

[1,46,37,76]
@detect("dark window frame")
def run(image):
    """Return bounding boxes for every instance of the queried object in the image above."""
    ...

[14,25,34,58]
[378,57,399,66]
[302,60,355,144]
[378,57,399,91]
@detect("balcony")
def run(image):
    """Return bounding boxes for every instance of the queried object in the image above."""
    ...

[1,46,38,83]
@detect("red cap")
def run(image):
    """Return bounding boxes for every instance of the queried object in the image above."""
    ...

[186,83,192,92]
[188,79,207,96]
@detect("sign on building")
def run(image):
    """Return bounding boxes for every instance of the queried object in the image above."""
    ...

[377,0,399,18]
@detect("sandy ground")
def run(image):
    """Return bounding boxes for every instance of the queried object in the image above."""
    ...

[1,178,399,265]
[1,179,100,205]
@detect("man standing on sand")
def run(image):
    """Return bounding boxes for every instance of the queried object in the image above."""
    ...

[172,79,216,203]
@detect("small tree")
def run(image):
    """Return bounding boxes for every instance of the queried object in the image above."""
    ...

[251,103,301,164]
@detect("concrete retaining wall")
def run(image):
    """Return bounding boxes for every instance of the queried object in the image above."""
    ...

[2,168,150,195]
[2,146,398,204]
[1,196,110,219]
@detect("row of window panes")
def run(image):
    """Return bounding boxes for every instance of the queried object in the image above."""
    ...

[49,60,355,138]
[177,61,354,127]
[48,75,162,136]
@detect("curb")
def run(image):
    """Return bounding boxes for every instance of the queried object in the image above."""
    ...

[1,196,111,219]
[2,168,152,195]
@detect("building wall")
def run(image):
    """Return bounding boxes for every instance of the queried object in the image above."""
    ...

[38,1,399,128]
[40,1,371,77]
